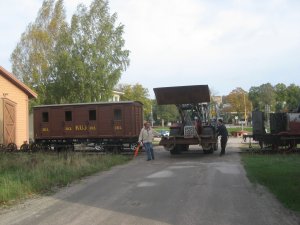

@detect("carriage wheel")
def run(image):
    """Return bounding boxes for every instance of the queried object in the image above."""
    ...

[95,144,105,151]
[42,144,52,152]
[30,143,40,152]
[272,144,279,151]
[129,143,138,151]
[113,146,120,154]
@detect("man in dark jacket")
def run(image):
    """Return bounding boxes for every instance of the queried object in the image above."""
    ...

[216,119,228,156]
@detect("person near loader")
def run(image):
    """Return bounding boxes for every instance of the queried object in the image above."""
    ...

[216,119,228,156]
[138,121,159,161]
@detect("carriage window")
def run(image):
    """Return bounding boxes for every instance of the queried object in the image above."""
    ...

[114,109,122,120]
[65,111,72,121]
[89,110,96,121]
[42,112,49,122]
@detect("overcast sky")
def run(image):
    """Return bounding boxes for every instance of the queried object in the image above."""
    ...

[0,0,299,98]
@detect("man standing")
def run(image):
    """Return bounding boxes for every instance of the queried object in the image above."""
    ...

[138,121,158,161]
[216,119,228,156]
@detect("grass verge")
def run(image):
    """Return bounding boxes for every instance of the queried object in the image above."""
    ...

[0,152,131,206]
[242,153,300,212]
[227,127,252,133]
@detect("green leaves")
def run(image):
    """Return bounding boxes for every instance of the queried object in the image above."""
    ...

[249,83,300,112]
[225,87,252,120]
[11,0,130,105]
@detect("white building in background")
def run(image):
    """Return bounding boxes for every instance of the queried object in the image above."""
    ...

[109,90,124,102]
[211,96,222,106]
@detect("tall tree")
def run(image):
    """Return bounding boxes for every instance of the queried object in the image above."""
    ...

[226,87,252,120]
[68,0,129,102]
[248,86,260,110]
[11,0,130,104]
[11,0,68,104]
[248,83,275,111]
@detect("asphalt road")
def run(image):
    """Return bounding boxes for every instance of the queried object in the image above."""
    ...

[1,138,300,225]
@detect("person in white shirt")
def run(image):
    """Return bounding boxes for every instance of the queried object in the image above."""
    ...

[138,121,159,161]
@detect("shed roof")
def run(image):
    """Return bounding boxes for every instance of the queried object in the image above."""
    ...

[0,66,37,99]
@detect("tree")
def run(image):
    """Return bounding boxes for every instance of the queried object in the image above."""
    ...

[152,100,179,126]
[118,83,152,119]
[248,83,275,111]
[68,0,129,102]
[248,86,260,110]
[285,84,300,111]
[274,83,287,112]
[11,0,68,105]
[226,87,252,120]
[11,0,130,104]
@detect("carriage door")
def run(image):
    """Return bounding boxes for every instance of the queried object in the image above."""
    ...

[87,108,97,136]
[3,99,16,145]
[63,109,74,137]
[113,108,124,136]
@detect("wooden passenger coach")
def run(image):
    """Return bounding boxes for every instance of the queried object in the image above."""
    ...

[33,101,143,151]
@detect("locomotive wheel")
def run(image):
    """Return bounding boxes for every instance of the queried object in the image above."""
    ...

[6,143,17,152]
[20,143,30,152]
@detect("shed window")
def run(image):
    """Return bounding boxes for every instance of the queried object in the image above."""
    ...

[42,112,49,122]
[65,111,72,121]
[89,110,96,121]
[114,109,122,120]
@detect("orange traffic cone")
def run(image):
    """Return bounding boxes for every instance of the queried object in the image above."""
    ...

[134,143,141,157]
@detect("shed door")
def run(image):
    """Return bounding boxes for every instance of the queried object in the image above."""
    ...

[3,99,16,145]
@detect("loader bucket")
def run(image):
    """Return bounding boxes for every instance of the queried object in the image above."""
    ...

[153,85,210,105]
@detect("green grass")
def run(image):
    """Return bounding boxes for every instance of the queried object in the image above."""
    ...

[154,127,170,132]
[227,127,253,133]
[242,154,300,211]
[0,152,131,206]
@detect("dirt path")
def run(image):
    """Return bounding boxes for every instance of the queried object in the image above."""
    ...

[1,137,299,225]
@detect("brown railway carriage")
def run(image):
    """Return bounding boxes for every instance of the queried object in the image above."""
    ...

[33,101,143,151]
